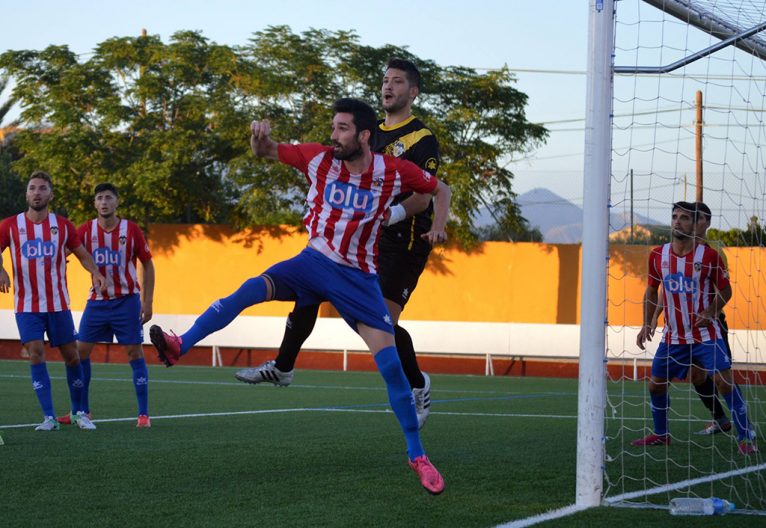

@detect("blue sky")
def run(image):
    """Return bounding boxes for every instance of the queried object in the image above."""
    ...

[2,1,764,230]
[1,0,590,202]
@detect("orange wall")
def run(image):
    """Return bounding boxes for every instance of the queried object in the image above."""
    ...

[1,224,764,329]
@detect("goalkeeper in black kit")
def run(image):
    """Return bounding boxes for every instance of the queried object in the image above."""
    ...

[235,58,440,429]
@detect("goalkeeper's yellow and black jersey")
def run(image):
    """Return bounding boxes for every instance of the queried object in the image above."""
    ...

[372,116,440,253]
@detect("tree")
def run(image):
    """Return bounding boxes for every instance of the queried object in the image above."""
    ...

[1,33,249,225]
[0,75,25,218]
[708,216,766,247]
[1,28,547,243]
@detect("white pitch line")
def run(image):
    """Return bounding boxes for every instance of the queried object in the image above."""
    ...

[0,407,577,430]
[495,504,590,528]
[604,462,766,504]
[0,373,562,396]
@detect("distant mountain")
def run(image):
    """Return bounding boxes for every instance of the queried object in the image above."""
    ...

[475,188,663,243]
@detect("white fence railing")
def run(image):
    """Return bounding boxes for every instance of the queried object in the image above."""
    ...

[1,310,763,365]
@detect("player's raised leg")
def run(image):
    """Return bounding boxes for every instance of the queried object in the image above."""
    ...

[150,276,273,366]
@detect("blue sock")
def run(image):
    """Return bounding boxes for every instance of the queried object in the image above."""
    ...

[30,362,55,418]
[80,358,91,414]
[650,392,669,436]
[130,358,149,416]
[723,385,751,441]
[180,277,268,354]
[65,363,85,414]
[374,345,424,460]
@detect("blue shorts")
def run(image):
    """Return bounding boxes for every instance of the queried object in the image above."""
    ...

[15,310,77,347]
[78,294,144,345]
[651,339,732,380]
[264,247,394,334]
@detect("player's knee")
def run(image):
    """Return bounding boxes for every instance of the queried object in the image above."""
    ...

[127,345,144,361]
[648,378,667,395]
[690,367,707,386]
[24,344,45,364]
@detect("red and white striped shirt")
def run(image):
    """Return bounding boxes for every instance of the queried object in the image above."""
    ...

[279,143,439,273]
[648,243,729,344]
[0,213,81,313]
[77,218,152,301]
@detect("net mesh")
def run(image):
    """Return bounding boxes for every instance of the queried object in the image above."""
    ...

[604,0,766,514]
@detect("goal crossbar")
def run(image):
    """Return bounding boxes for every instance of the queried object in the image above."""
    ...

[643,0,766,58]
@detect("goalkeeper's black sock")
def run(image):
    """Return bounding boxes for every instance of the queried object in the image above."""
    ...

[274,304,320,372]
[694,376,726,421]
[394,325,425,389]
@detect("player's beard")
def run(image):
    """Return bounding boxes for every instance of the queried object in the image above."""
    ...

[27,198,49,212]
[672,227,693,240]
[382,93,408,114]
[332,136,363,161]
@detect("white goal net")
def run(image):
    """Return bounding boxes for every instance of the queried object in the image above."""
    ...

[595,0,766,515]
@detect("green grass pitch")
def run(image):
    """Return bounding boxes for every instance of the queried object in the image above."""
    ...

[0,360,761,527]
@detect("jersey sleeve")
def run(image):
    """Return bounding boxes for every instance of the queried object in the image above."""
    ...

[647,248,662,287]
[76,222,88,251]
[130,222,153,262]
[278,143,330,178]
[405,133,440,176]
[62,217,82,251]
[395,158,439,195]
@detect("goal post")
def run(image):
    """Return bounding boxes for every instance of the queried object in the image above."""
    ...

[576,0,615,508]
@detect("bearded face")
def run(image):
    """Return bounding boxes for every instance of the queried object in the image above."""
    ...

[26,178,53,212]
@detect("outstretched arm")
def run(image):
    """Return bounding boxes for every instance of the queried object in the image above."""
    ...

[421,180,451,245]
[384,193,432,227]
[250,120,279,160]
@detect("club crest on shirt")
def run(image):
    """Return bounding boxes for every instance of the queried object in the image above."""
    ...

[393,141,406,157]
[425,158,438,171]
[372,175,384,187]
[50,226,58,236]
[119,235,127,246]
[694,262,702,272]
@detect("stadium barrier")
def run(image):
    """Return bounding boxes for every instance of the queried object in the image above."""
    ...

[1,309,762,378]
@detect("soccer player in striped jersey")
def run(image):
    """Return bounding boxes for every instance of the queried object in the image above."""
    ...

[0,171,106,431]
[633,201,757,455]
[58,183,155,428]
[149,98,451,493]
[236,58,439,430]
[649,202,734,436]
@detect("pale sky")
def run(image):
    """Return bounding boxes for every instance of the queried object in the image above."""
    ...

[2,1,764,230]
[1,0,590,202]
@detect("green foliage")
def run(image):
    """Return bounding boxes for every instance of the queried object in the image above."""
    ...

[0,75,25,218]
[708,216,765,247]
[609,224,670,245]
[0,27,547,243]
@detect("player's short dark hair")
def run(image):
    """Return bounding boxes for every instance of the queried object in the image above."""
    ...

[28,171,53,190]
[386,58,421,89]
[672,201,711,223]
[94,182,118,197]
[333,98,377,136]
[695,201,712,223]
